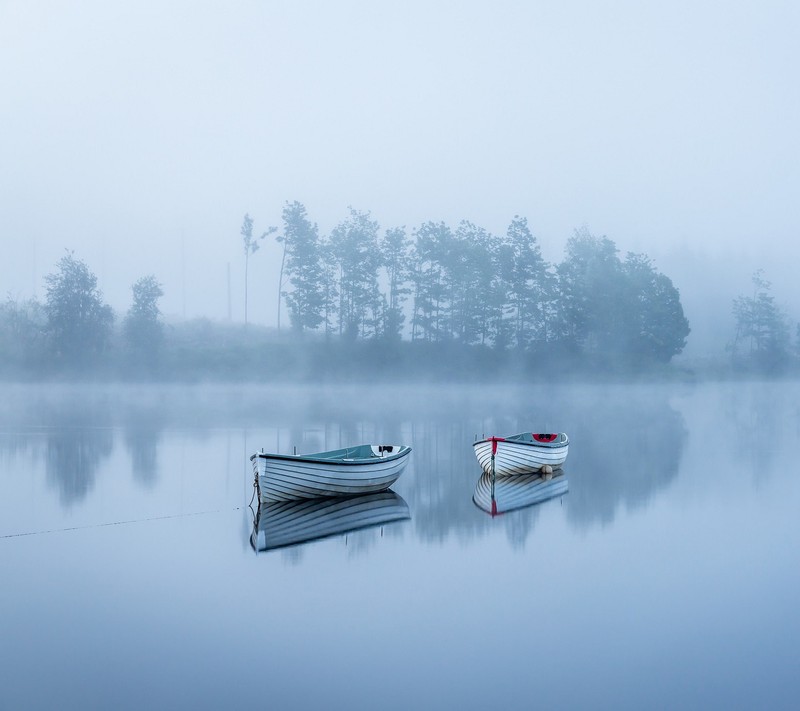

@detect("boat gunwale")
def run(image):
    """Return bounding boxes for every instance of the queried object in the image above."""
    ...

[472,433,569,450]
[250,445,412,466]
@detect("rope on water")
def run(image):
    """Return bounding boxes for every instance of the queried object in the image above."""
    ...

[0,507,242,540]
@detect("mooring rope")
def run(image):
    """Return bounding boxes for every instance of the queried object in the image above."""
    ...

[248,476,258,508]
[0,506,243,540]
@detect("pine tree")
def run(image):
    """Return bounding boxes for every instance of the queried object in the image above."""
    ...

[505,216,550,350]
[410,222,451,342]
[446,221,499,346]
[279,201,326,332]
[731,270,790,372]
[329,208,382,340]
[379,226,411,341]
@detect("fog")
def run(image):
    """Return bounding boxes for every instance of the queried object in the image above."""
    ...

[2,0,799,358]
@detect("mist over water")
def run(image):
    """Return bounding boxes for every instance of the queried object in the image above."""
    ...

[1,381,798,709]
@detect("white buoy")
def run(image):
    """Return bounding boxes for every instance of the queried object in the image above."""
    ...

[542,464,553,479]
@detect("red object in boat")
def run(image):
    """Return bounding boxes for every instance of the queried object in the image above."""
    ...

[532,433,558,443]
[487,436,506,455]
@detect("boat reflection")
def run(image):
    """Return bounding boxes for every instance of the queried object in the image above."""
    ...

[473,470,568,516]
[250,491,410,552]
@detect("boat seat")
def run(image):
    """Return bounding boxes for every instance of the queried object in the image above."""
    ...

[371,445,396,457]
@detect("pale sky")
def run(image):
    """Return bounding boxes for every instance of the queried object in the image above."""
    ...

[1,0,798,351]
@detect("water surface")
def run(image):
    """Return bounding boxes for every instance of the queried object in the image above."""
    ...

[1,382,798,710]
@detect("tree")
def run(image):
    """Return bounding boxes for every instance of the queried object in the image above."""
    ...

[731,270,790,373]
[446,221,499,346]
[795,323,800,362]
[410,222,451,342]
[486,235,514,351]
[240,214,276,326]
[379,227,411,341]
[44,252,114,367]
[329,208,382,340]
[279,201,326,332]
[124,275,164,368]
[319,242,339,340]
[552,229,689,366]
[621,253,689,363]
[505,216,551,349]
[0,296,47,371]
[555,227,624,356]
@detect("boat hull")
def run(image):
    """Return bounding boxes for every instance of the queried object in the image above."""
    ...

[251,491,410,551]
[473,435,568,476]
[473,470,569,515]
[251,447,411,502]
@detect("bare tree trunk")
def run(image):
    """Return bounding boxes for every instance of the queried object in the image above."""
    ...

[244,253,249,326]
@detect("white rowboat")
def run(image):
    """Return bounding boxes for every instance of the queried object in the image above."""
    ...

[473,432,569,477]
[251,444,411,502]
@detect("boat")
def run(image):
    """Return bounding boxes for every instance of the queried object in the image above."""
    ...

[251,443,412,502]
[473,432,569,477]
[473,470,568,516]
[250,491,410,552]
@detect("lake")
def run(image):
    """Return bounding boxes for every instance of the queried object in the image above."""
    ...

[1,381,798,710]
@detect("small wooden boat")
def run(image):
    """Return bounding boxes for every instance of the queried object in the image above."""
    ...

[250,491,410,552]
[251,444,412,502]
[473,470,568,516]
[473,432,569,477]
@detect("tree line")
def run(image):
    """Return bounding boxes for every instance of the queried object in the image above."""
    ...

[258,202,691,367]
[6,201,797,379]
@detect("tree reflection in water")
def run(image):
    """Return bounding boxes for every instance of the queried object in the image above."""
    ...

[557,389,687,529]
[123,407,165,488]
[38,393,115,506]
[0,384,687,540]
[403,384,687,544]
[45,425,113,505]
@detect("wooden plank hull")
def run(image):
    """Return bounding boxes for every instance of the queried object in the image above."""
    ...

[473,471,568,515]
[251,491,410,551]
[473,435,568,476]
[252,446,411,502]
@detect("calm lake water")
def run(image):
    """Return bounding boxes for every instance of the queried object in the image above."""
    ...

[1,381,798,710]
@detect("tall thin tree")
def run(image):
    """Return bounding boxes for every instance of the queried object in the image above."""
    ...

[240,214,276,326]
